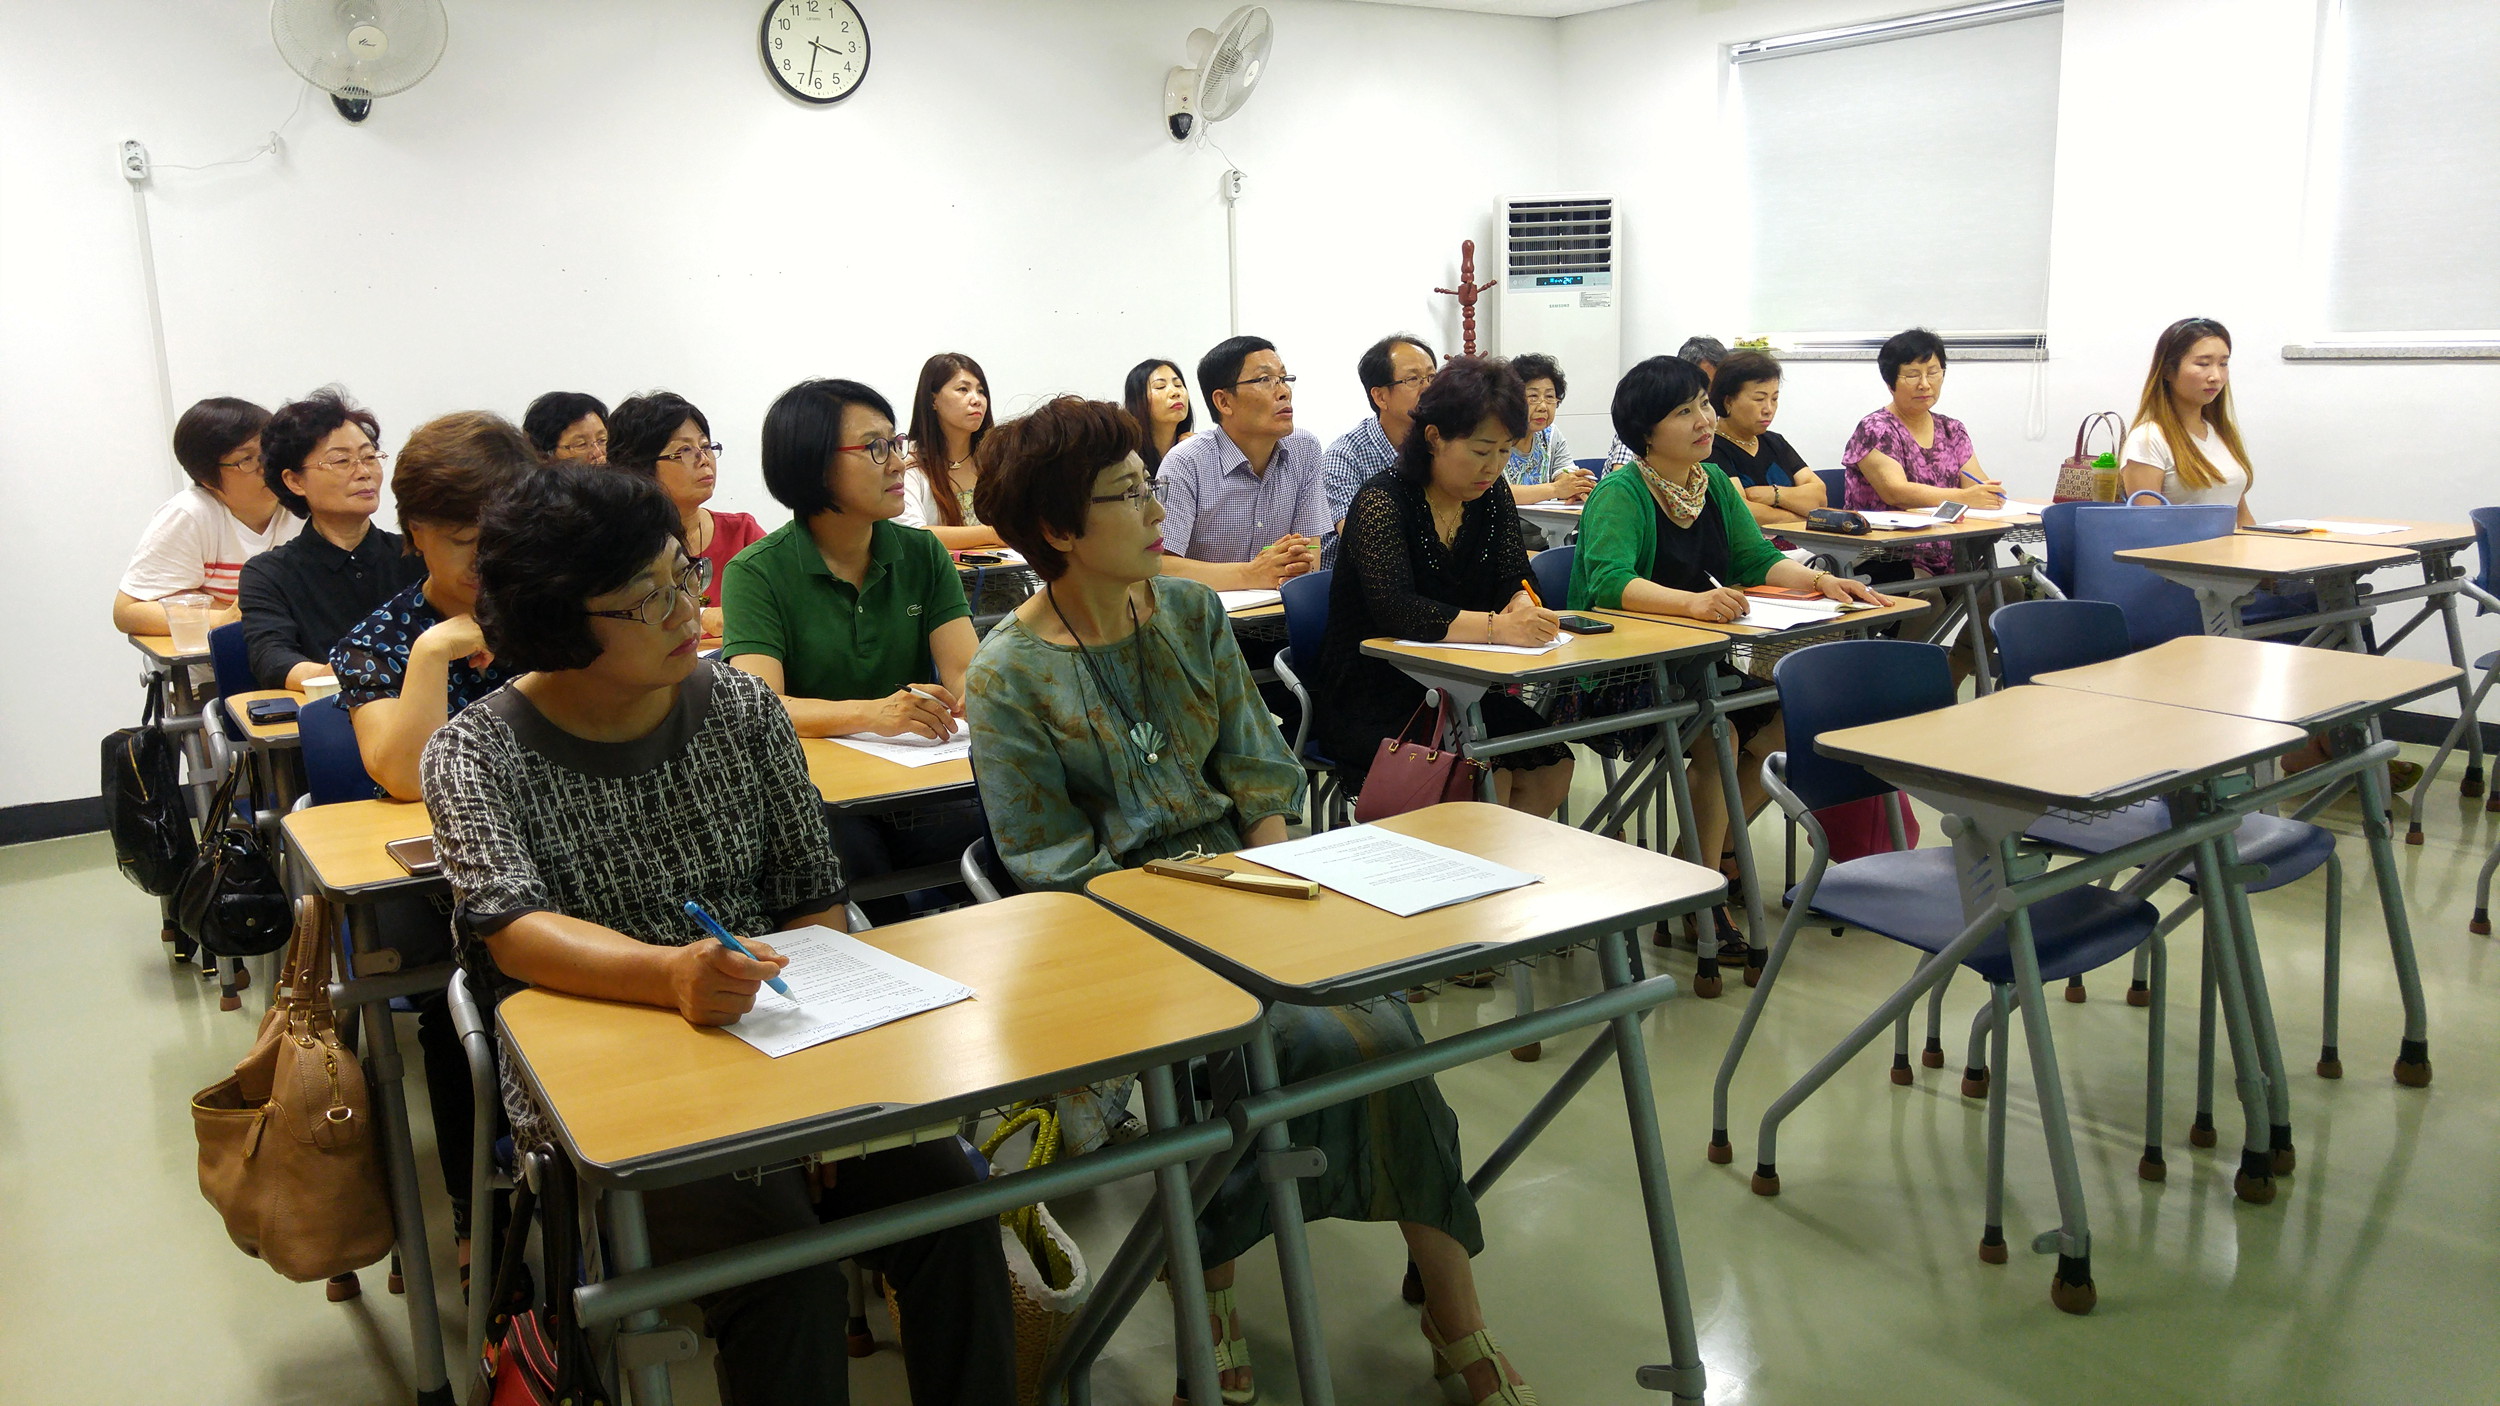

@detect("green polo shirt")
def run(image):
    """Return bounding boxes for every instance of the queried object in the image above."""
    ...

[719,518,971,701]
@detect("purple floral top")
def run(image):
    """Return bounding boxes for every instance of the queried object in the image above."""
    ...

[1842,407,1976,574]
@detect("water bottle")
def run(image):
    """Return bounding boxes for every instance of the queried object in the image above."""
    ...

[2090,451,2120,503]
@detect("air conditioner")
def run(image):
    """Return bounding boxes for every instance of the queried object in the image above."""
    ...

[1496,193,1619,445]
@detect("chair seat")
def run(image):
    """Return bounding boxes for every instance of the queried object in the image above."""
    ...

[2476,648,2496,672]
[2024,802,2332,892]
[1789,849,2158,985]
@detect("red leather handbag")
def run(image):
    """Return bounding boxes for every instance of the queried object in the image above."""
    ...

[1355,693,1487,823]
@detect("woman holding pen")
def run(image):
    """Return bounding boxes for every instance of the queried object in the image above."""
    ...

[1314,356,1576,820]
[1841,327,2003,584]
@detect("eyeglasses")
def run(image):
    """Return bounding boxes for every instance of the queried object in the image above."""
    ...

[1089,484,1155,513]
[217,451,264,471]
[308,450,388,473]
[557,434,609,456]
[1523,390,1561,406]
[836,434,910,466]
[655,441,723,467]
[585,556,711,628]
[1229,373,1297,392]
[1391,372,1435,392]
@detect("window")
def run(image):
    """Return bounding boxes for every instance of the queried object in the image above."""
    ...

[1732,1,2063,353]
[2300,0,2500,351]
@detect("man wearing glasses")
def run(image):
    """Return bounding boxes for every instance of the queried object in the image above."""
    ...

[1153,335,1328,592]
[1319,333,1438,567]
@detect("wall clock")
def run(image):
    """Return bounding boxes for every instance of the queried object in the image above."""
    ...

[761,0,870,105]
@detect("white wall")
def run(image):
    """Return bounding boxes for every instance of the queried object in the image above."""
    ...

[1555,0,2500,709]
[0,0,1561,811]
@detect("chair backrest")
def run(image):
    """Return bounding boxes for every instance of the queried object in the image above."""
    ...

[1772,639,1956,812]
[1572,457,1604,474]
[2038,501,2129,599]
[2472,506,2500,597]
[297,694,382,806]
[1990,599,2132,688]
[964,760,1025,900]
[1530,545,1573,609]
[2066,501,2238,650]
[1280,568,1332,670]
[208,621,254,699]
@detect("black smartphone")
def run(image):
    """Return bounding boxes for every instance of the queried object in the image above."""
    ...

[2242,523,2316,535]
[245,697,299,725]
[1556,614,1615,634]
[385,836,440,877]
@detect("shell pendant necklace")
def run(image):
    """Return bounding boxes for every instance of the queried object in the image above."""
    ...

[1048,586,1169,764]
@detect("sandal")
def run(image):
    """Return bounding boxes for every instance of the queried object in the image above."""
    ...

[1172,1283,1257,1405]
[1420,1306,1537,1405]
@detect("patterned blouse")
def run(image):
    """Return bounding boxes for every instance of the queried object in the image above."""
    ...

[1842,407,1978,574]
[419,661,843,1147]
[964,577,1304,893]
[330,579,518,713]
[1502,426,1573,487]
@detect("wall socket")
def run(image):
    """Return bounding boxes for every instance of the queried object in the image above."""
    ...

[119,140,149,184]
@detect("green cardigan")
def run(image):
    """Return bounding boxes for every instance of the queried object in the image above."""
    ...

[1568,463,1787,611]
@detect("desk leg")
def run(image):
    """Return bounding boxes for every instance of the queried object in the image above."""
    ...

[2188,581,2257,639]
[2207,822,2297,1170]
[1998,879,2096,1314]
[2313,571,2366,652]
[2353,744,2434,1086]
[2184,834,2279,1204]
[362,989,454,1405]
[604,1187,675,1406]
[1142,1065,1224,1406]
[1597,922,1707,1402]
[1957,541,1997,695]
[1700,669,1766,982]
[1248,1022,1335,1406]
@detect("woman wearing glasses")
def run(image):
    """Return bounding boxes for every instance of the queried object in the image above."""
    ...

[421,464,1014,1405]
[607,391,764,637]
[723,378,984,923]
[237,386,426,689]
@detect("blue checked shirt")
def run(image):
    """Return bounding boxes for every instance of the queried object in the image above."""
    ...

[1320,415,1399,568]
[1157,425,1331,565]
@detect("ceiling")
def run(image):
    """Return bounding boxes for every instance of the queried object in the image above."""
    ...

[1332,0,1662,18]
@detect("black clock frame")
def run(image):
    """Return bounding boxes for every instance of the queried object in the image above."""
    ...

[760,0,871,106]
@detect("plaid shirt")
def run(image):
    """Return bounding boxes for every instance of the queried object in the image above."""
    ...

[1157,424,1331,565]
[1320,415,1399,568]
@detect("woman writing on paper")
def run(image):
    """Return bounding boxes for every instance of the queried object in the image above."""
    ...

[1316,356,1575,820]
[420,464,1012,1406]
[2119,317,2255,522]
[1571,355,1887,953]
[964,396,1537,1406]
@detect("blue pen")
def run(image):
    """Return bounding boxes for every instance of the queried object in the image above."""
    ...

[684,900,794,998]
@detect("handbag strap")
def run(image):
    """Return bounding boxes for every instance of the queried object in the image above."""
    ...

[1391,689,1446,749]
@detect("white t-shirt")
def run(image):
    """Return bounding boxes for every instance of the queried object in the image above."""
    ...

[119,484,303,601]
[896,465,982,529]
[2121,420,2248,507]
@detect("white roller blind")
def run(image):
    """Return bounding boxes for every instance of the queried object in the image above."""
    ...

[1736,9,2062,336]
[2321,0,2500,336]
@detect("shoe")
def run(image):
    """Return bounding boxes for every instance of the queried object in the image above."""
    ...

[2385,761,2424,794]
[1709,905,1751,967]
[1420,1306,1537,1404]
[1450,970,1498,989]
[1172,1283,1256,1405]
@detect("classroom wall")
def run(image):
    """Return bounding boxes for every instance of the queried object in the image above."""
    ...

[1556,0,2500,702]
[0,0,1562,812]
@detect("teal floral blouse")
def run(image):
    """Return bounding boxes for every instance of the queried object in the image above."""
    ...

[965,577,1305,892]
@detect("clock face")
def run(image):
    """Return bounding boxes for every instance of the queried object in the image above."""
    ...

[761,0,870,105]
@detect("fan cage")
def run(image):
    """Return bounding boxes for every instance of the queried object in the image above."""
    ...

[270,0,449,99]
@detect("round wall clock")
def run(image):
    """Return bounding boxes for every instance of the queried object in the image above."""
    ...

[761,0,870,104]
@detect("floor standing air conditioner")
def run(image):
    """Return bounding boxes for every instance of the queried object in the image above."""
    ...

[1496,193,1619,456]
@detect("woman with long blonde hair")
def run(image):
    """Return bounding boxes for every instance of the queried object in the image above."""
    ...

[2120,317,2255,522]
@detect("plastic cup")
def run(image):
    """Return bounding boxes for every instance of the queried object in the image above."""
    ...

[163,593,214,654]
[299,674,340,701]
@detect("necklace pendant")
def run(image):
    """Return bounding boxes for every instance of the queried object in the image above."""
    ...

[1129,721,1168,764]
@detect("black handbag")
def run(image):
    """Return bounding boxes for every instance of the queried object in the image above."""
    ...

[174,756,292,958]
[103,680,198,896]
[1803,508,1871,535]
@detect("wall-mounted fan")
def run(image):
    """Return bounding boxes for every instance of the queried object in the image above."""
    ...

[271,0,450,123]
[1164,6,1273,143]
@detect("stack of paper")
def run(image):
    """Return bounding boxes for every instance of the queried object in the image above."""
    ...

[831,718,970,767]
[1240,825,1541,917]
[1857,510,1942,529]
[1218,589,1283,611]
[2262,519,2406,535]
[1400,630,1576,657]
[726,926,976,1059]
[1734,597,1848,631]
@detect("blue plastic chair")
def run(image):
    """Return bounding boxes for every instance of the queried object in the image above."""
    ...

[1269,570,1349,829]
[1530,545,1573,610]
[1711,637,2159,1287]
[2057,501,2237,649]
[958,762,1027,905]
[296,694,382,806]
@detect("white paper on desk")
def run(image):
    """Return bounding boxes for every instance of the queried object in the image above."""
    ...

[1963,501,2048,520]
[1240,825,1540,918]
[1733,597,1848,631]
[2262,519,2407,535]
[1854,510,1941,529]
[726,927,976,1059]
[829,718,971,767]
[1398,630,1575,657]
[1218,589,1283,611]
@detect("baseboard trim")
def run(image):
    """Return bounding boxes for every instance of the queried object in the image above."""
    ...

[2385,707,2498,753]
[0,797,109,847]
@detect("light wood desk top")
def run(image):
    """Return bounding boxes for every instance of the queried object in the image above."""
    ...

[1815,685,2308,814]
[129,632,209,666]
[499,892,1263,1182]
[2115,535,2417,580]
[1228,602,1285,622]
[1360,611,1727,686]
[1595,595,1931,642]
[227,688,305,743]
[801,736,975,810]
[2034,636,2460,729]
[1773,515,2037,552]
[2243,519,2474,551]
[1086,802,1724,1002]
[281,797,437,900]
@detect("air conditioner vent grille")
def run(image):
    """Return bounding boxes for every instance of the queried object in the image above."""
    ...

[1505,198,1614,276]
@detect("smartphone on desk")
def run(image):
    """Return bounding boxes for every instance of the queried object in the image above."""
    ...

[385,836,440,877]
[245,697,299,725]
[2243,523,2315,536]
[955,551,1006,565]
[1555,614,1615,634]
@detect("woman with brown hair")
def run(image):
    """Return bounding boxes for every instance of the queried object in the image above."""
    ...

[899,351,1007,549]
[2120,316,2255,521]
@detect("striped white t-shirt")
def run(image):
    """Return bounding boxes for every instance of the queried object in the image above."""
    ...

[119,484,301,601]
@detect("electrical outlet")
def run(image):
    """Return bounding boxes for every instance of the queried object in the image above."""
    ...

[120,140,149,183]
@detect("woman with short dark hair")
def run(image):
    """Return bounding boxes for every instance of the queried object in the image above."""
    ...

[1709,350,1826,528]
[966,395,1536,1406]
[114,396,298,634]
[520,391,609,463]
[1316,356,1574,818]
[1841,328,2005,579]
[1123,357,1195,478]
[238,386,424,688]
[1500,352,1594,508]
[900,352,1006,549]
[607,391,763,633]
[421,463,1013,1406]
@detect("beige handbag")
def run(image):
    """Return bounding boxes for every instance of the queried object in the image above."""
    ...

[191,894,395,1281]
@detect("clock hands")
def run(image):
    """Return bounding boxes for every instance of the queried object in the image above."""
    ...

[805,36,826,85]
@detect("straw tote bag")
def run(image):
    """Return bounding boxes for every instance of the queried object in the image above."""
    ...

[191,894,394,1281]
[2054,411,2127,502]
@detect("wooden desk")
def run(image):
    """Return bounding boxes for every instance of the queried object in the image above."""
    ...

[1359,611,1725,688]
[1227,601,1284,623]
[1773,513,2038,556]
[2244,518,2473,550]
[226,687,305,743]
[129,631,211,667]
[281,797,438,901]
[801,736,974,811]
[1774,515,2043,695]
[1595,595,1930,643]
[1088,801,1723,1002]
[2115,535,2420,649]
[2035,636,2459,730]
[1815,684,2307,815]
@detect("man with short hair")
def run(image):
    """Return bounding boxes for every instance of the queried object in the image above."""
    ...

[1155,335,1328,590]
[1319,333,1438,566]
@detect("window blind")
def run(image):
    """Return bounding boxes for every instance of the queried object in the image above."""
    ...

[2320,0,2500,336]
[1736,7,2062,337]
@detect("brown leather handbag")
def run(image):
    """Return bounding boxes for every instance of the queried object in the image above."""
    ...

[192,894,395,1281]
[1354,693,1487,823]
